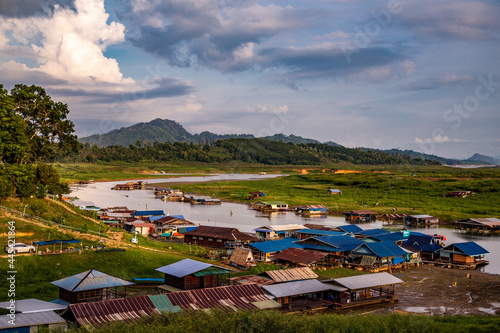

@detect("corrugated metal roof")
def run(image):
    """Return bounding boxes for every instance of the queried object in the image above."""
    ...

[271,247,328,265]
[51,269,133,292]
[297,229,346,237]
[0,298,68,313]
[349,210,376,214]
[0,311,66,330]
[68,295,160,327]
[249,238,303,253]
[134,210,165,216]
[184,225,257,242]
[444,242,489,256]
[262,279,334,298]
[367,231,408,243]
[410,214,435,219]
[337,225,363,233]
[469,218,500,227]
[254,224,304,231]
[314,235,364,251]
[156,259,229,278]
[355,228,391,237]
[230,275,275,287]
[352,242,407,258]
[330,272,404,290]
[264,267,318,283]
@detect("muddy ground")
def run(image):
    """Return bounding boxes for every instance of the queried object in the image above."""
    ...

[378,266,500,316]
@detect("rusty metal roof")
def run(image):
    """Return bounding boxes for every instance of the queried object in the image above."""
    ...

[230,275,275,287]
[51,269,134,292]
[271,247,328,266]
[185,225,257,242]
[67,295,160,327]
[263,267,318,283]
[65,284,279,327]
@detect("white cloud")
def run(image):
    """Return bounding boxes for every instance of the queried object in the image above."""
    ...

[1,0,129,84]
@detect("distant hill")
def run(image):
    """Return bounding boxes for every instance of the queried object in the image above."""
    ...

[78,118,342,148]
[467,153,500,165]
[377,149,478,166]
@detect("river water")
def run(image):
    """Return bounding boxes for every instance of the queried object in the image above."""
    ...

[70,174,500,275]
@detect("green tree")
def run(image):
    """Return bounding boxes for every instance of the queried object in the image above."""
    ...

[10,84,81,162]
[0,85,29,163]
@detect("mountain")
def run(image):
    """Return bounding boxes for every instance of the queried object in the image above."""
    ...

[378,149,476,165]
[78,118,342,148]
[467,153,500,165]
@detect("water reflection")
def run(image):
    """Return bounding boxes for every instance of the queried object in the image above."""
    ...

[71,174,500,275]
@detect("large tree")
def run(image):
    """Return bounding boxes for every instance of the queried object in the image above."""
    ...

[10,84,81,162]
[0,85,29,163]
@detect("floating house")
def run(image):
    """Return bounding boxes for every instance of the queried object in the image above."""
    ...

[229,247,256,268]
[156,259,231,291]
[295,205,328,215]
[262,279,336,311]
[381,213,410,222]
[345,210,376,222]
[404,214,439,226]
[328,189,342,194]
[455,217,500,233]
[184,194,221,205]
[51,269,134,304]
[333,224,363,234]
[183,225,257,250]
[323,272,403,307]
[401,233,443,261]
[253,201,289,212]
[439,242,489,267]
[249,191,265,199]
[254,224,304,240]
[349,241,408,269]
[133,210,165,219]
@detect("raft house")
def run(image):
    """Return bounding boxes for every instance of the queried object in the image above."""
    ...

[345,210,376,222]
[454,217,500,234]
[253,201,289,212]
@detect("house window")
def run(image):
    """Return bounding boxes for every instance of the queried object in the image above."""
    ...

[192,236,197,239]
[199,237,204,240]
[185,276,198,284]
[78,289,102,300]
[208,238,213,241]
[204,275,214,284]
[217,239,222,242]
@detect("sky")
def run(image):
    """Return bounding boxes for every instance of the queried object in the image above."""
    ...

[1,0,499,159]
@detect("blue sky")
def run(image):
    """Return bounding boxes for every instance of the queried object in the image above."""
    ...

[1,0,499,159]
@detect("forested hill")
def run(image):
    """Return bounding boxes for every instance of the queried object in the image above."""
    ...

[78,118,341,147]
[78,138,439,165]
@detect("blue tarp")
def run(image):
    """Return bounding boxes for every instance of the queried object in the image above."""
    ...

[33,239,81,246]
[392,256,405,264]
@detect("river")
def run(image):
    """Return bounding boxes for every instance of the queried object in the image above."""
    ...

[70,174,500,275]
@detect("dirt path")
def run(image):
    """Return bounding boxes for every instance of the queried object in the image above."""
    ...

[46,197,102,225]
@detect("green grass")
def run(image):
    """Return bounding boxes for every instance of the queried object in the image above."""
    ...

[68,310,500,333]
[168,166,500,221]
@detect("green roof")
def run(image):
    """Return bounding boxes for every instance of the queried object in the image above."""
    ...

[148,295,181,313]
[193,267,230,276]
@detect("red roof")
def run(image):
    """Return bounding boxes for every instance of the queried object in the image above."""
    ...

[185,225,257,242]
[272,247,328,265]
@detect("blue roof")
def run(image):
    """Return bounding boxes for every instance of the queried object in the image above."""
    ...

[149,215,185,222]
[367,232,408,243]
[353,242,407,258]
[297,229,346,237]
[300,243,343,252]
[337,225,363,233]
[134,210,165,216]
[314,235,365,251]
[51,269,133,292]
[156,259,229,278]
[249,238,303,253]
[403,234,439,252]
[446,242,489,256]
[356,228,391,237]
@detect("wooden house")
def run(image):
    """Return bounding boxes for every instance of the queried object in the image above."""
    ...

[404,214,439,226]
[455,217,500,233]
[51,269,133,304]
[253,201,288,212]
[295,205,328,215]
[229,247,256,268]
[328,189,342,194]
[439,242,489,267]
[349,241,408,269]
[156,259,231,291]
[254,224,304,240]
[271,248,330,267]
[130,222,155,236]
[400,233,442,261]
[114,183,133,191]
[345,210,376,222]
[184,225,257,250]
[248,191,265,199]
